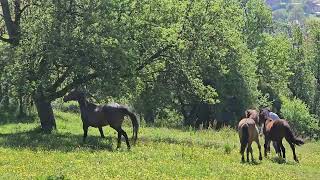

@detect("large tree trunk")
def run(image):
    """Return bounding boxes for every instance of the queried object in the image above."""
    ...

[34,97,56,133]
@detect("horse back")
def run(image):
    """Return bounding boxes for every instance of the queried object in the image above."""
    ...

[265,119,289,140]
[245,109,259,125]
[238,118,255,128]
[101,104,126,128]
[86,105,110,127]
[238,118,259,142]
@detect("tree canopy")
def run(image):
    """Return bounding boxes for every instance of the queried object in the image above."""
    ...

[0,0,319,134]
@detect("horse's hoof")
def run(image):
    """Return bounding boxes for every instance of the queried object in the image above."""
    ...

[259,156,262,161]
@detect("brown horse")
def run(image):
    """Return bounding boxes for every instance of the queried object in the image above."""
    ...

[245,109,260,125]
[238,118,262,162]
[63,90,139,150]
[262,118,304,162]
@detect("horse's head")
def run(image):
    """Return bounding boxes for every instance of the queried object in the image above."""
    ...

[259,108,270,124]
[245,109,260,125]
[63,89,85,102]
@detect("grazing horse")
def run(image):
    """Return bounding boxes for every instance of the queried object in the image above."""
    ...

[63,90,139,150]
[262,118,304,162]
[238,118,262,162]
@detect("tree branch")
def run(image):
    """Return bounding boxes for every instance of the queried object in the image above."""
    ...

[136,44,173,71]
[49,73,98,101]
[46,67,71,93]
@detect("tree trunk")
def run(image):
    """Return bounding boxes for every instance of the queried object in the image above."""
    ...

[0,84,9,108]
[34,97,56,133]
[18,95,24,117]
[144,110,155,125]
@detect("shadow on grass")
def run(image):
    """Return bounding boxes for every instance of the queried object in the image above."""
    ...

[138,136,224,149]
[0,128,115,152]
[240,159,262,165]
[270,156,297,165]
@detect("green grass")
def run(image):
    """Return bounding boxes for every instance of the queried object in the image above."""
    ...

[0,111,320,179]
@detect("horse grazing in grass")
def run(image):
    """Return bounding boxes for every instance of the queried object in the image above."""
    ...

[262,118,304,162]
[63,90,139,150]
[238,118,262,162]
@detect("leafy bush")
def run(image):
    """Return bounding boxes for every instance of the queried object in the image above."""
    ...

[280,96,319,138]
[52,100,79,113]
[155,108,184,128]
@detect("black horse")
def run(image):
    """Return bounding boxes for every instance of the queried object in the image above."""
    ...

[63,90,138,149]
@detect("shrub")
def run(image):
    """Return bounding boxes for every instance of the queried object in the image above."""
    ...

[280,96,319,138]
[52,100,79,113]
[155,108,184,128]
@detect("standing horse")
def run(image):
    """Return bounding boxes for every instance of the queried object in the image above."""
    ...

[63,90,139,150]
[245,109,260,126]
[262,117,304,162]
[238,118,262,162]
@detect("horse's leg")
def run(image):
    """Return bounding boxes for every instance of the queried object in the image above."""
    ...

[246,142,252,162]
[289,142,299,162]
[249,143,254,162]
[273,141,279,155]
[115,128,131,150]
[274,141,281,157]
[240,142,246,162]
[120,128,131,149]
[116,129,122,149]
[241,145,245,162]
[98,127,105,138]
[246,146,250,162]
[83,125,88,143]
[264,136,270,157]
[255,137,262,160]
[279,140,285,159]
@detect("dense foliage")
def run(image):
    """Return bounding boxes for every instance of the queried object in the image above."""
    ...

[0,0,320,136]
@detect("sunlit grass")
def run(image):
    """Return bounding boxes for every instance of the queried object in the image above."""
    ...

[0,111,319,179]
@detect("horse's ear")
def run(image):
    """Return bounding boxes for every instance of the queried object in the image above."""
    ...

[245,110,250,118]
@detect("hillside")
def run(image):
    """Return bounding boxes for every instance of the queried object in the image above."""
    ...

[266,0,320,21]
[0,111,319,179]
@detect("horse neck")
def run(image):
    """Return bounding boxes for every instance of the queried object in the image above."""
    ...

[77,97,90,122]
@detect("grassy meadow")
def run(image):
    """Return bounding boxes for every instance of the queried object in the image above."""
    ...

[0,111,319,179]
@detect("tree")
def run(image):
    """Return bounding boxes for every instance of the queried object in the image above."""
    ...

[256,33,292,112]
[289,24,316,109]
[2,1,123,132]
[305,18,320,116]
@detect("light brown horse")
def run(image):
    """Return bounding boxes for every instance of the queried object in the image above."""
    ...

[245,109,263,134]
[262,118,304,162]
[238,118,262,162]
[63,90,139,149]
[245,109,260,125]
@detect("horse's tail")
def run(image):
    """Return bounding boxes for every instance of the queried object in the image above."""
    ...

[285,126,304,146]
[121,107,139,144]
[240,124,249,154]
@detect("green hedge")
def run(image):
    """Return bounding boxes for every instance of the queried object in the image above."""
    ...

[280,96,319,138]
